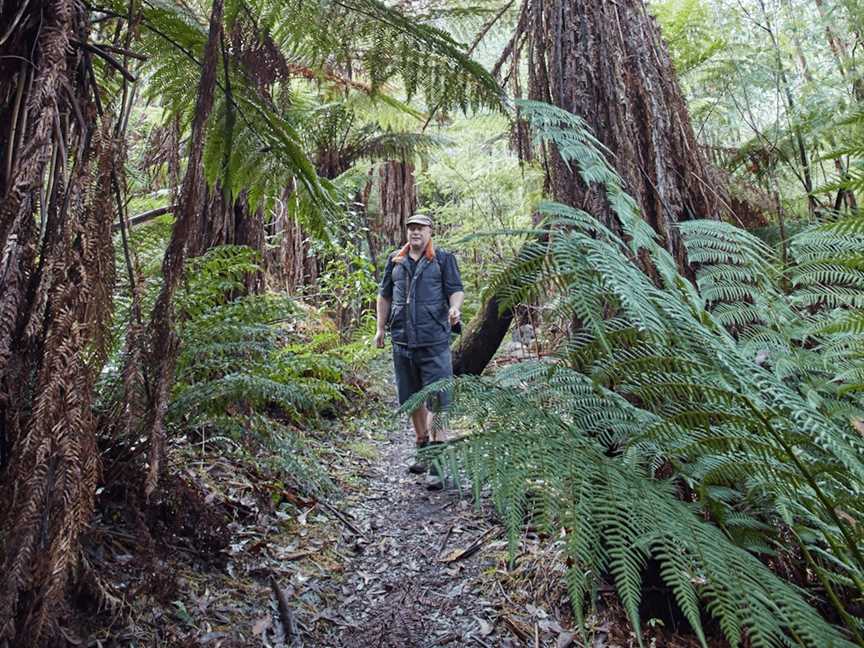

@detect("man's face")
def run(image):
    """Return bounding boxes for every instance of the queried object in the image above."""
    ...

[407,223,432,249]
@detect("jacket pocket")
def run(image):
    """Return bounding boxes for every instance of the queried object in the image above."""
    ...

[421,302,450,336]
[388,304,405,332]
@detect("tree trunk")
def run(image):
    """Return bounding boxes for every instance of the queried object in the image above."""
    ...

[452,295,515,375]
[456,0,724,375]
[189,186,266,292]
[378,159,417,246]
[0,1,119,641]
[532,0,722,260]
[265,187,319,292]
[815,0,864,102]
[141,0,224,497]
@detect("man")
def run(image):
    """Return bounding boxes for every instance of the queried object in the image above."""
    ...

[374,214,464,488]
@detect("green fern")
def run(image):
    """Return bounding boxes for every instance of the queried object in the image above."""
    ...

[409,101,864,646]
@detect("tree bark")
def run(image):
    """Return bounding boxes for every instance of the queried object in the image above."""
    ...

[141,0,224,497]
[378,159,417,246]
[452,295,514,375]
[533,0,722,261]
[265,186,319,292]
[456,0,725,375]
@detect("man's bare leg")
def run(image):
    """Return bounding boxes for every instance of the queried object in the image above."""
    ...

[411,406,429,445]
[426,408,447,442]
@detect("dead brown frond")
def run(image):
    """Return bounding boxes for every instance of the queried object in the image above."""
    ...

[0,2,124,642]
[0,124,118,643]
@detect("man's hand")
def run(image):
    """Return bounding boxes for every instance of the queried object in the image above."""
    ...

[448,306,461,325]
[374,295,391,348]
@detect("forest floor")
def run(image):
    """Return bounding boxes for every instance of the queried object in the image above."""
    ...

[86,353,710,648]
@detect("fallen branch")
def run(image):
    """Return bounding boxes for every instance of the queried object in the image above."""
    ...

[86,41,148,60]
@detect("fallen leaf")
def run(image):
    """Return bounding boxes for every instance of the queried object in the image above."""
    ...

[298,506,314,525]
[557,631,576,648]
[477,618,494,636]
[440,547,467,562]
[252,615,272,636]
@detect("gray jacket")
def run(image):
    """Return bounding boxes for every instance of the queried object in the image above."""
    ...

[382,249,462,347]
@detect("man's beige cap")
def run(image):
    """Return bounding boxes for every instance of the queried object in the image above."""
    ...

[405,213,433,227]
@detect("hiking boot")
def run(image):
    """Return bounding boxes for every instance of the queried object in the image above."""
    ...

[425,468,454,491]
[407,441,429,474]
[425,473,444,491]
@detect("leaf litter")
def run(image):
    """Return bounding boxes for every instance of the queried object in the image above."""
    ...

[81,356,718,647]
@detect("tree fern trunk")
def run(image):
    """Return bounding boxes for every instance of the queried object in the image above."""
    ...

[141,0,224,498]
[264,186,318,292]
[0,1,120,640]
[457,0,723,375]
[378,159,417,246]
[190,186,266,292]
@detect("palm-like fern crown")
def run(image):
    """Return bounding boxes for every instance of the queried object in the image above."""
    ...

[94,0,501,229]
[413,100,864,648]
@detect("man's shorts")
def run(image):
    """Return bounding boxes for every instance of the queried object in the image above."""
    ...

[392,342,453,412]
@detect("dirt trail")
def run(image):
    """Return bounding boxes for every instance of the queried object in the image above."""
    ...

[306,403,513,647]
[87,355,580,648]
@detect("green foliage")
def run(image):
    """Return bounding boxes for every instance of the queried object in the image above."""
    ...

[102,0,503,224]
[817,109,864,199]
[415,112,542,312]
[107,242,356,493]
[652,0,863,219]
[171,248,348,415]
[315,253,379,333]
[250,0,502,111]
[175,246,263,318]
[651,0,726,75]
[413,102,864,646]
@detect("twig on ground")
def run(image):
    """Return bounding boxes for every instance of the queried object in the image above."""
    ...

[503,615,531,642]
[280,548,321,562]
[438,524,454,554]
[270,574,303,648]
[320,500,367,538]
[433,499,456,513]
[440,527,503,563]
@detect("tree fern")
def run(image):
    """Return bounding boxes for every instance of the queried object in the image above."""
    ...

[410,102,864,646]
